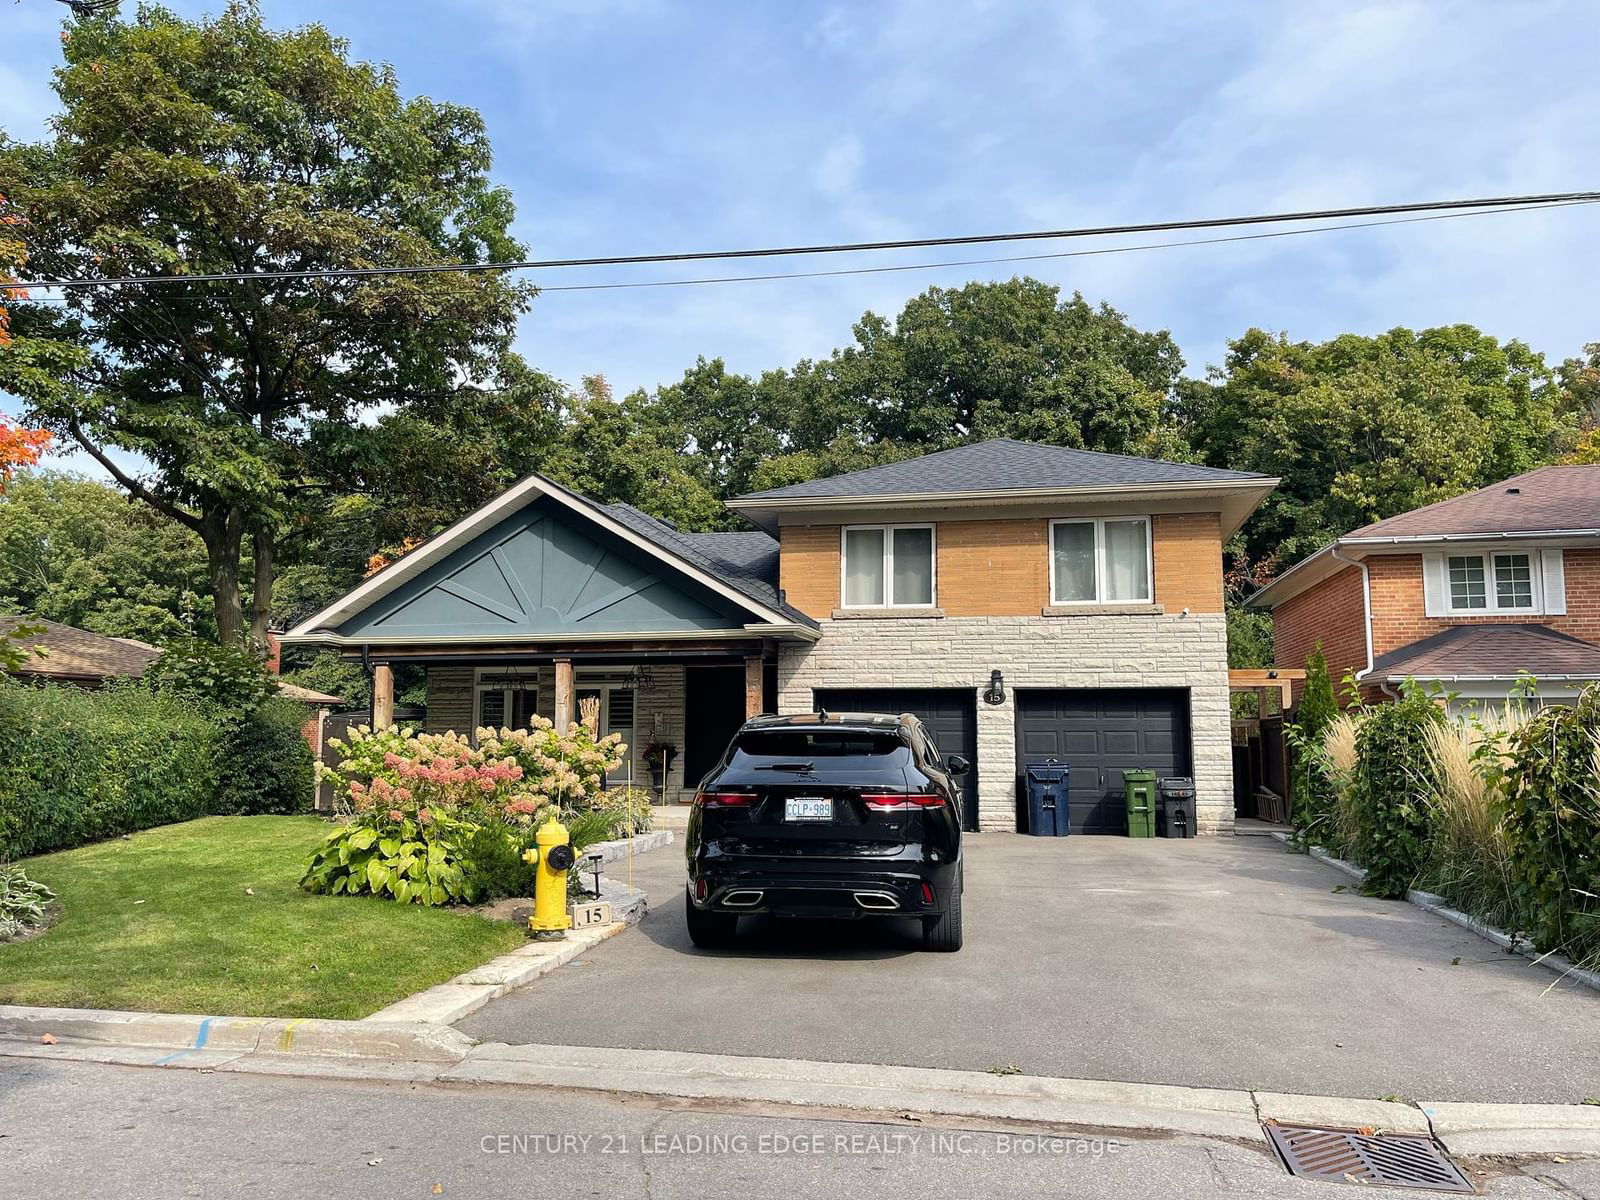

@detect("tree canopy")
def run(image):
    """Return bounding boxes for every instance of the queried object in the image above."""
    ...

[0,0,530,646]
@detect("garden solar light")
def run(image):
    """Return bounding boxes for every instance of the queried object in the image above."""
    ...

[588,852,604,899]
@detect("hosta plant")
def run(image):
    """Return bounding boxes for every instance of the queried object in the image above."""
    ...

[300,811,478,907]
[0,863,56,940]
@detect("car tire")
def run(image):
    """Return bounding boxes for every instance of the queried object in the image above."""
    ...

[685,888,738,949]
[921,882,963,952]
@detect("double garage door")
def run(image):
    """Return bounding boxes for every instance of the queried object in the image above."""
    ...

[1016,689,1191,834]
[813,688,979,832]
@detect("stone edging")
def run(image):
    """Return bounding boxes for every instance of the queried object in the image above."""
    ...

[1273,833,1600,994]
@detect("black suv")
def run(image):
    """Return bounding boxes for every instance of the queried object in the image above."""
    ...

[683,712,966,952]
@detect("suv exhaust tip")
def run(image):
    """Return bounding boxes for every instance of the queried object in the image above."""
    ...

[853,891,901,910]
[721,890,765,908]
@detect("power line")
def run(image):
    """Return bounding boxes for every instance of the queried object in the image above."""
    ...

[12,197,1596,309]
[11,191,1600,291]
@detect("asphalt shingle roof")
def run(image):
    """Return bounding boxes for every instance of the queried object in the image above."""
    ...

[1370,623,1600,680]
[600,504,815,628]
[1348,466,1600,539]
[0,616,160,681]
[735,438,1270,501]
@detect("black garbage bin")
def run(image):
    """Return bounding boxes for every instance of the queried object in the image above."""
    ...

[1157,776,1196,838]
[1024,761,1070,837]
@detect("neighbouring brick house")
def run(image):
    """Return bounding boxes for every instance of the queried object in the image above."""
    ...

[284,439,1276,834]
[1250,465,1600,712]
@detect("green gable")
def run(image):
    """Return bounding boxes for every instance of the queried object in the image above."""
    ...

[337,497,751,640]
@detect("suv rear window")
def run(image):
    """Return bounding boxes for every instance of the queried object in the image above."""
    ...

[732,730,904,759]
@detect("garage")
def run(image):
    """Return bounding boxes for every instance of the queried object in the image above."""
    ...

[813,688,979,831]
[1015,689,1191,833]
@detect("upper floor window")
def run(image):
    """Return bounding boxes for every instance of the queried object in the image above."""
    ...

[1050,517,1152,605]
[842,524,935,607]
[1447,552,1535,613]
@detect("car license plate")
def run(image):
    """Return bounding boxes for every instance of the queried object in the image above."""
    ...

[784,795,832,822]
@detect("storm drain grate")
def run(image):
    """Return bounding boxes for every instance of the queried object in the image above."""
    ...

[1264,1123,1475,1193]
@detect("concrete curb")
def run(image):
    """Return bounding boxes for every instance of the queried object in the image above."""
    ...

[5,1015,1600,1156]
[443,1042,1267,1143]
[362,919,630,1025]
[1270,833,1600,994]
[587,829,675,865]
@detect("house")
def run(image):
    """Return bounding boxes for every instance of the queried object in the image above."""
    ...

[1249,465,1600,712]
[283,439,1277,834]
[0,616,344,740]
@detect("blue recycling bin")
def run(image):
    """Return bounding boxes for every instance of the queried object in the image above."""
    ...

[1025,761,1071,837]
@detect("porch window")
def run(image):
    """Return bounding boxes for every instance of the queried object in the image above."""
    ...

[1050,517,1152,605]
[474,669,540,734]
[841,524,935,607]
[1446,553,1535,614]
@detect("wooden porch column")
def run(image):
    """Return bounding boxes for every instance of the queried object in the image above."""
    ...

[554,658,575,730]
[744,656,764,719]
[372,664,394,728]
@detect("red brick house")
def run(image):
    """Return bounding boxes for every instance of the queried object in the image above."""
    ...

[1249,465,1600,712]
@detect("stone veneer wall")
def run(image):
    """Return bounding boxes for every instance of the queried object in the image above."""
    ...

[775,613,1233,834]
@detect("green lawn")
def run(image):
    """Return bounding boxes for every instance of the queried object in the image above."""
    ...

[0,816,527,1020]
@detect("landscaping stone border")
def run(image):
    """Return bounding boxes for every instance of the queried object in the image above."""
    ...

[1272,833,1600,994]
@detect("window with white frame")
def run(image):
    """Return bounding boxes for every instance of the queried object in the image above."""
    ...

[474,668,540,734]
[841,524,935,607]
[1050,517,1152,605]
[1446,552,1536,614]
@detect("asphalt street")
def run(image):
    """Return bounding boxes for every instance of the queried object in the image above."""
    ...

[3,1057,1593,1200]
[461,834,1600,1102]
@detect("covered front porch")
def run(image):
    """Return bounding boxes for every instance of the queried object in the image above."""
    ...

[364,639,776,803]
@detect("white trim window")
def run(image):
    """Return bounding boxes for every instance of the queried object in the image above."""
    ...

[1049,517,1153,605]
[1445,552,1537,614]
[474,668,540,733]
[841,524,936,607]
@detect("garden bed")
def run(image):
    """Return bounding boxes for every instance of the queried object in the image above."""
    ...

[0,816,526,1019]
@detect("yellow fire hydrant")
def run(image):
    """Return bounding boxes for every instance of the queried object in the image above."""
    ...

[523,811,574,940]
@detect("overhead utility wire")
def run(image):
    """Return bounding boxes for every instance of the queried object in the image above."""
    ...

[12,191,1600,291]
[13,198,1596,308]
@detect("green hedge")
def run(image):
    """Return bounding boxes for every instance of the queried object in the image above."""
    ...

[1349,689,1445,899]
[213,698,315,816]
[0,681,313,859]
[0,682,220,859]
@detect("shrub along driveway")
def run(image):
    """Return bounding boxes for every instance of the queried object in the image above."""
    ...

[0,816,525,1020]
[459,835,1600,1103]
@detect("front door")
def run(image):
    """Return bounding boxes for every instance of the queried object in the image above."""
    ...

[575,682,637,786]
[682,665,747,792]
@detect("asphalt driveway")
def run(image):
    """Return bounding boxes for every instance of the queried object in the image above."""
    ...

[459,834,1600,1102]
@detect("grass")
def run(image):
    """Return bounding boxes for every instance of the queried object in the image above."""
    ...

[0,816,527,1020]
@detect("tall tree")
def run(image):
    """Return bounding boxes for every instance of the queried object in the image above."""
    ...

[0,2,530,647]
[1185,326,1573,566]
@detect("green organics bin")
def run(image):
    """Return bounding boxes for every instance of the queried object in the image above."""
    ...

[1123,769,1157,838]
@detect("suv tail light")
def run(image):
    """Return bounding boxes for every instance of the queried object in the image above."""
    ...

[694,790,755,808]
[861,793,945,811]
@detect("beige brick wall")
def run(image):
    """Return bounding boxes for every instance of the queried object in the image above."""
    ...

[778,512,1225,619]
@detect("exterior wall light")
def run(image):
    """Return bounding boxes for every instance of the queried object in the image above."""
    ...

[982,669,1006,706]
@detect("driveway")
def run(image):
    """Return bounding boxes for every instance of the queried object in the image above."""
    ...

[459,835,1600,1102]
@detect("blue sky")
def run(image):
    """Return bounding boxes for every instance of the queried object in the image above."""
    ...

[4,0,1600,471]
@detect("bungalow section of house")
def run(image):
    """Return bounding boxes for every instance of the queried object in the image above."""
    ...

[284,439,1277,834]
[1250,464,1600,712]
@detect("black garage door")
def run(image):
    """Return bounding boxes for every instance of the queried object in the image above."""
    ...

[1015,689,1190,834]
[814,688,979,831]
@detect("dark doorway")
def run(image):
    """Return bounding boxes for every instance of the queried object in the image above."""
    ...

[682,665,747,791]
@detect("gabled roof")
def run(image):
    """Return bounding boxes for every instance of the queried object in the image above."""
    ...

[735,438,1270,500]
[1249,464,1600,610]
[600,504,815,628]
[1347,466,1600,540]
[283,473,816,644]
[0,616,159,681]
[1371,623,1600,682]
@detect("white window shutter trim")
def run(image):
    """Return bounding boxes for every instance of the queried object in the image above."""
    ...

[1422,553,1447,617]
[1541,549,1567,615]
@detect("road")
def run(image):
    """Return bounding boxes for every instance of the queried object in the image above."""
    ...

[461,835,1600,1102]
[4,1057,1594,1200]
